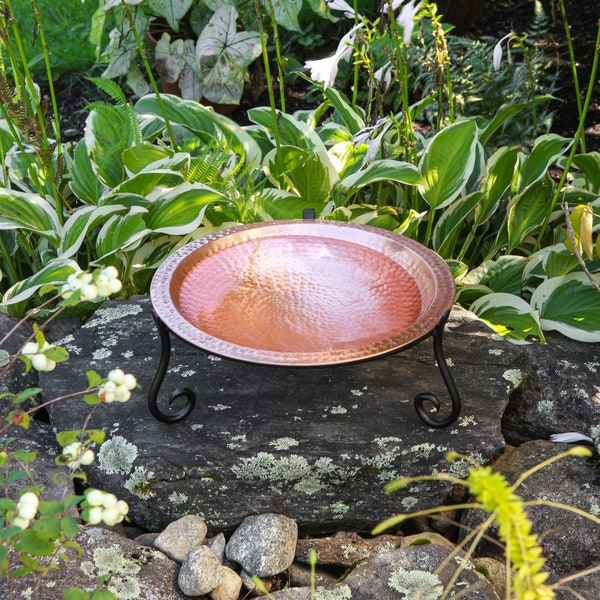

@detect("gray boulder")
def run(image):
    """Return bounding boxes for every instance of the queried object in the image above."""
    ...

[461,440,600,579]
[225,513,298,577]
[40,298,519,533]
[0,526,186,599]
[154,514,208,562]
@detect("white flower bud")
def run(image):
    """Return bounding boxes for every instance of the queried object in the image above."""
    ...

[107,279,122,295]
[21,342,40,355]
[31,354,49,371]
[17,492,39,520]
[44,359,57,372]
[116,500,129,515]
[102,493,118,509]
[108,369,125,384]
[103,381,116,393]
[80,450,95,466]
[85,489,105,507]
[12,516,31,530]
[102,506,124,526]
[114,385,131,403]
[80,284,99,301]
[101,266,119,280]
[122,374,137,391]
[86,506,104,525]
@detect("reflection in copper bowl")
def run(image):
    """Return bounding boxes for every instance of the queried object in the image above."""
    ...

[150,220,455,367]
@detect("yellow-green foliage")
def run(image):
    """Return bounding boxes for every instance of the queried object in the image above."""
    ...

[467,466,553,600]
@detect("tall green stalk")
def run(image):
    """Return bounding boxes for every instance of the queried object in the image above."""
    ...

[2,0,65,224]
[559,0,585,153]
[119,0,179,152]
[253,0,281,152]
[534,19,600,252]
[262,0,286,113]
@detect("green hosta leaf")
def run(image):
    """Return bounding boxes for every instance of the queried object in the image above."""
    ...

[85,108,127,187]
[0,190,61,246]
[432,192,481,258]
[462,256,528,295]
[122,144,179,174]
[515,134,571,193]
[420,119,479,210]
[479,96,554,146]
[475,145,519,227]
[470,292,545,342]
[265,146,332,203]
[322,88,366,134]
[59,205,126,259]
[571,152,600,193]
[248,107,327,154]
[333,160,424,207]
[265,0,302,31]
[70,139,105,205]
[254,188,328,220]
[507,178,553,251]
[145,182,228,234]
[147,0,192,31]
[95,209,150,260]
[1,260,80,309]
[111,170,186,195]
[531,272,600,342]
[135,95,262,167]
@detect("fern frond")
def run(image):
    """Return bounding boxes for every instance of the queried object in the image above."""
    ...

[87,77,128,106]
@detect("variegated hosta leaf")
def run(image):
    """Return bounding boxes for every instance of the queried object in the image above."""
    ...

[470,292,545,342]
[1,259,81,311]
[531,272,600,342]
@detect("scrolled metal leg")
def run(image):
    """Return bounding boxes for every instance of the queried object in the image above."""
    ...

[149,312,196,423]
[414,310,461,428]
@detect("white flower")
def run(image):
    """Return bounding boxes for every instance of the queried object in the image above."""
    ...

[374,61,393,91]
[550,432,593,444]
[82,489,129,527]
[326,0,360,19]
[493,33,512,71]
[396,0,423,45]
[305,23,364,90]
[62,442,95,469]
[17,492,39,520]
[380,0,403,14]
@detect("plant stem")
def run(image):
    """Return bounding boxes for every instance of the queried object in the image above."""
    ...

[262,0,286,113]
[253,0,281,152]
[120,1,178,152]
[534,19,600,252]
[558,0,585,152]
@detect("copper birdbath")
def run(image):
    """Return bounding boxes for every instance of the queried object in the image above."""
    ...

[149,218,461,427]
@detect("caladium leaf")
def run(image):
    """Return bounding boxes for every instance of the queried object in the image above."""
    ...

[196,6,262,104]
[263,0,302,32]
[147,0,193,31]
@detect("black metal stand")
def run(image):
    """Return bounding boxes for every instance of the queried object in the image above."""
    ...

[413,310,461,428]
[148,310,461,428]
[148,312,196,423]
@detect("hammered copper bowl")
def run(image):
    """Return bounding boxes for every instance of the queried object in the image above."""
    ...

[150,220,455,366]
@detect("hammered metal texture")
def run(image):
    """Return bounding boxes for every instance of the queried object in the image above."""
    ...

[150,220,455,366]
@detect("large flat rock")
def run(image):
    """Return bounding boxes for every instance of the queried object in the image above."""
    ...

[42,298,520,533]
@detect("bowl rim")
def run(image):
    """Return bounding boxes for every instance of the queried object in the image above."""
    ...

[150,219,455,366]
